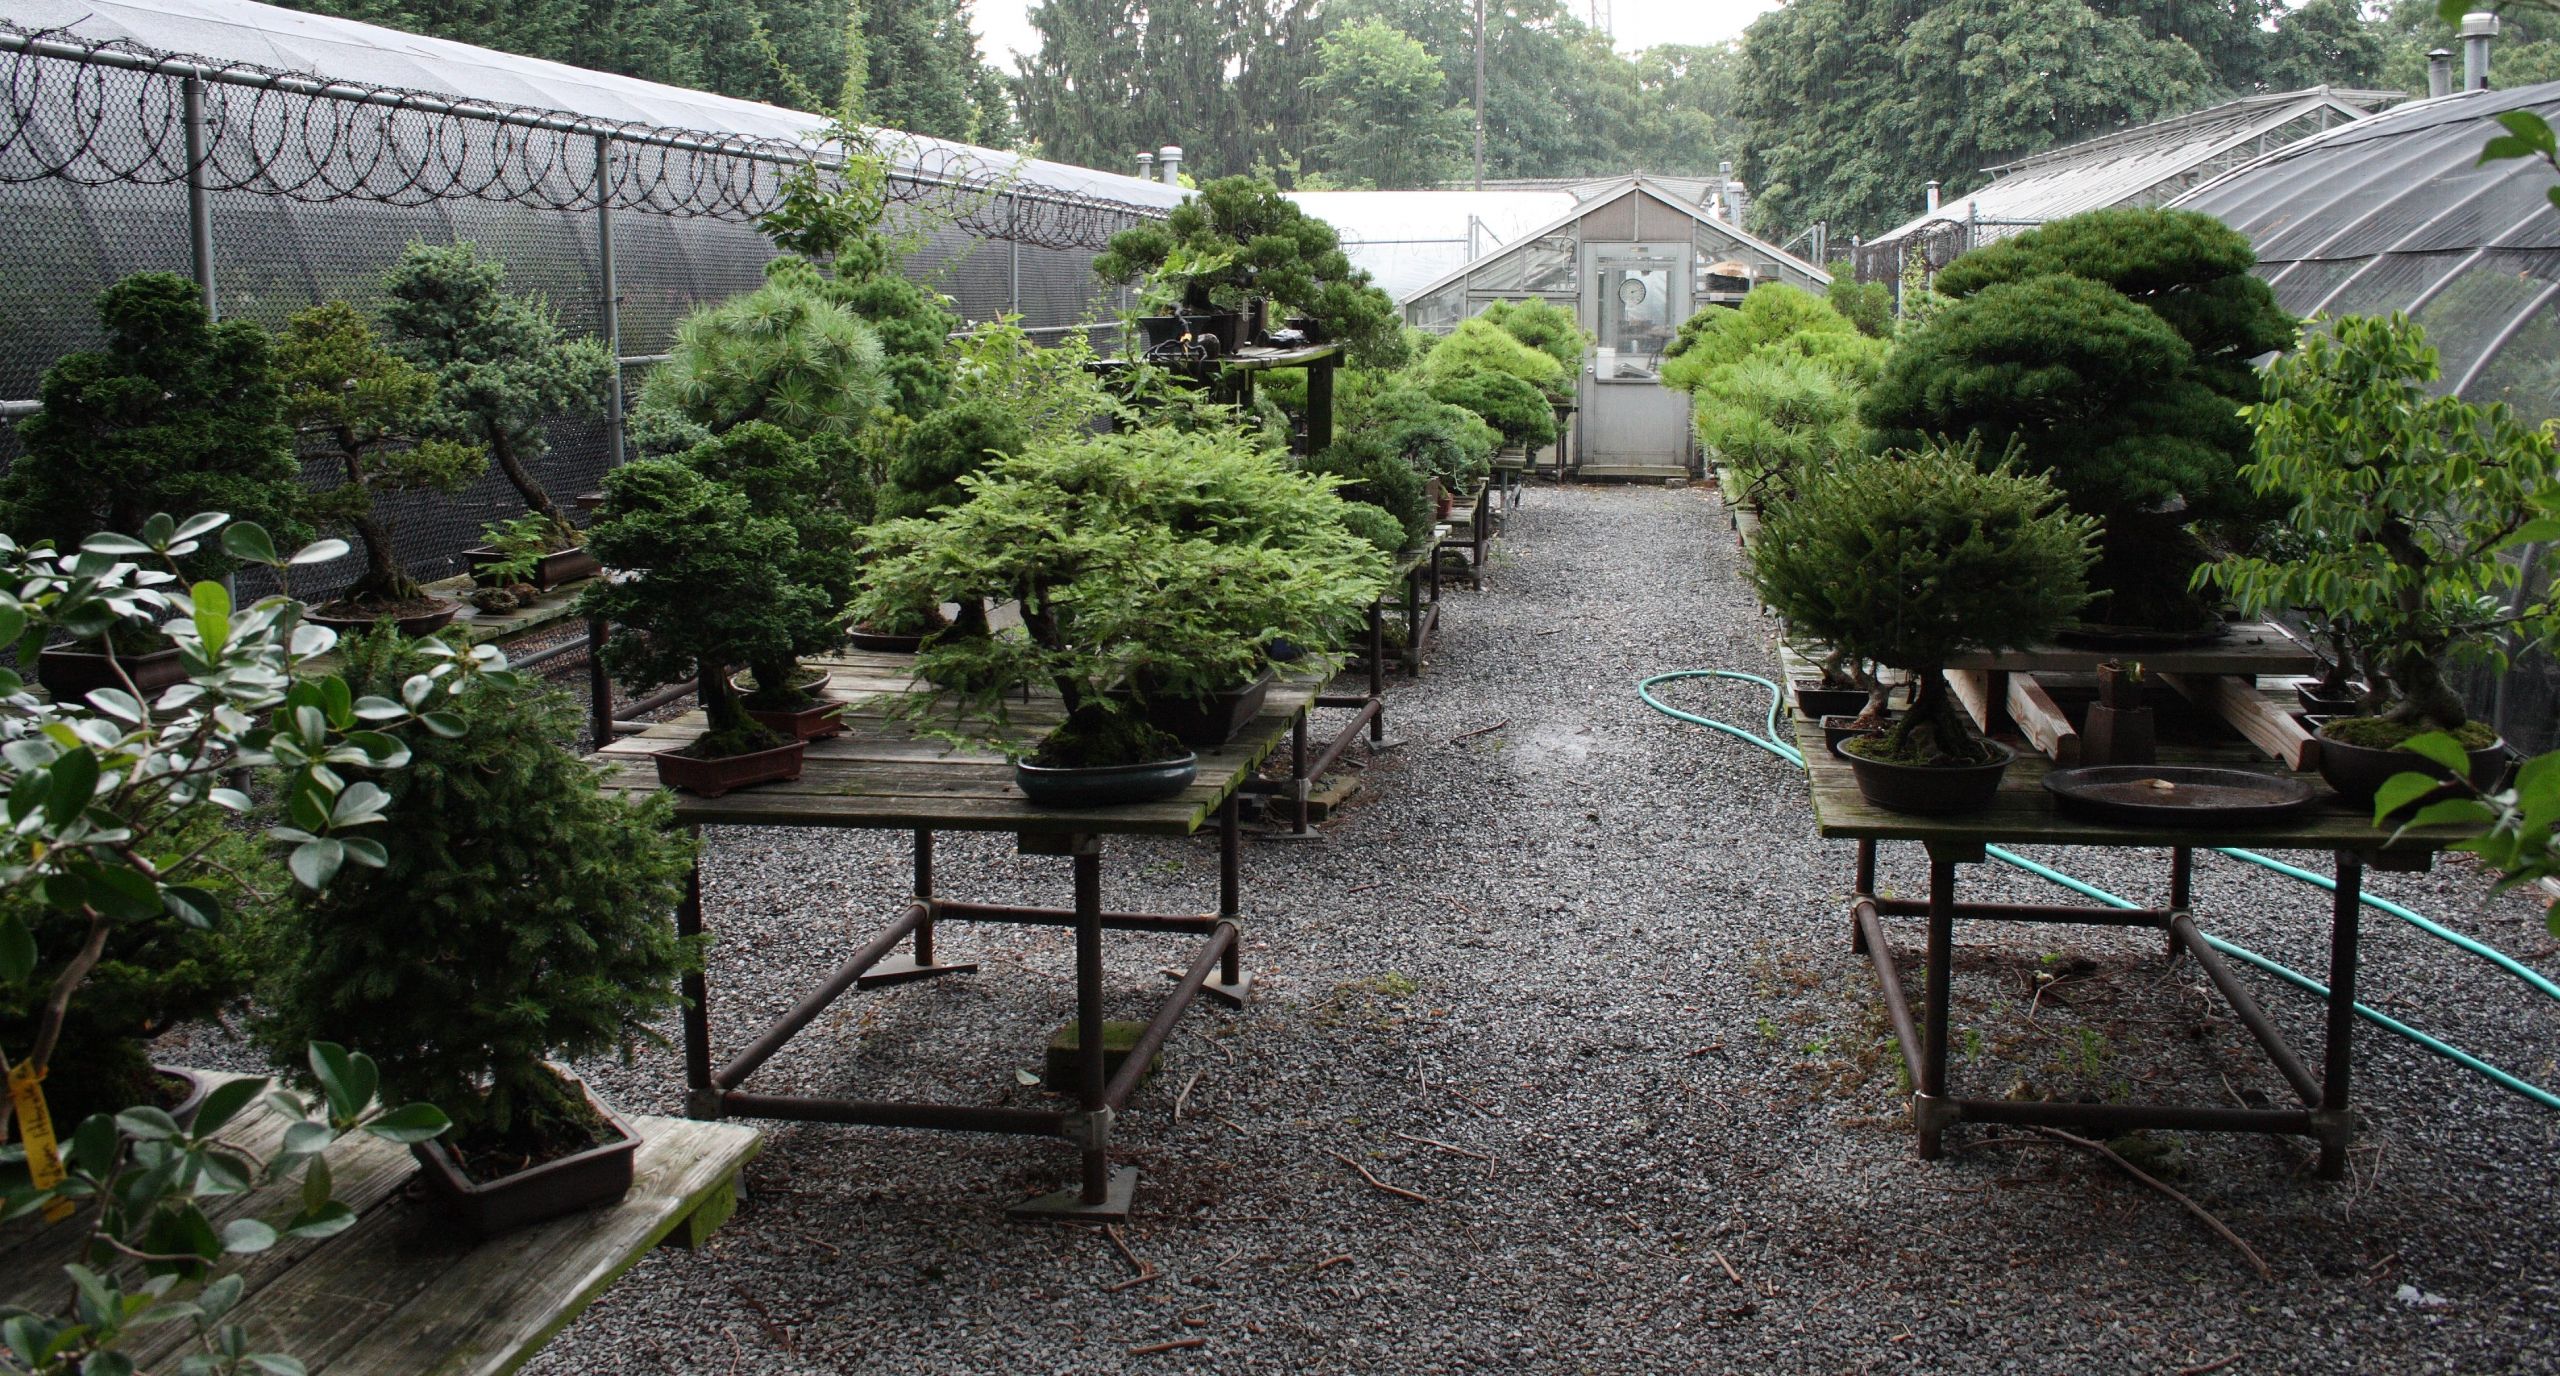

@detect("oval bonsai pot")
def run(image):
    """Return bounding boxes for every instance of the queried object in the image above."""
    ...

[410,1074,638,1238]
[1820,713,1891,754]
[1838,737,2015,815]
[307,597,463,639]
[1014,753,1198,807]
[1123,669,1277,750]
[153,1065,212,1128]
[2314,721,2510,808]
[1794,681,1869,719]
[36,642,188,701]
[652,738,806,797]
[463,543,602,591]
[730,670,845,741]
[2294,682,2363,715]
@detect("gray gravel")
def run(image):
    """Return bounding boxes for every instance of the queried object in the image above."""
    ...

[365,483,2560,1372]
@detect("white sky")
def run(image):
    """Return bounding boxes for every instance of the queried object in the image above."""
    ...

[970,0,1786,66]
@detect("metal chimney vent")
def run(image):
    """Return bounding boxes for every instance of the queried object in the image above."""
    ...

[2462,12,2499,90]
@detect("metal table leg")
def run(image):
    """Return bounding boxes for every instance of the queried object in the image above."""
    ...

[860,829,981,988]
[2318,849,2364,1179]
[1012,836,1140,1219]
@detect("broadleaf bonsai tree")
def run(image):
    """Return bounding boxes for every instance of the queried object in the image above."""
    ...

[382,241,613,544]
[2205,313,2560,747]
[1750,441,2097,765]
[258,628,698,1155]
[676,422,865,709]
[1869,208,2296,632]
[852,426,1390,765]
[0,272,306,590]
[577,458,800,758]
[274,301,488,614]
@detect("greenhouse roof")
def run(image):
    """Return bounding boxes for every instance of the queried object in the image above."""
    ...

[2175,79,2560,406]
[1388,176,1826,305]
[1291,190,1583,300]
[4,0,1186,214]
[1867,86,2401,249]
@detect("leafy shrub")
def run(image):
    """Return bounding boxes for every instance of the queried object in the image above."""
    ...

[258,630,697,1147]
[2,273,305,584]
[1334,500,1406,558]
[1095,176,1405,366]
[823,266,959,420]
[1426,369,1557,451]
[1751,442,2095,763]
[947,314,1119,449]
[383,241,612,539]
[1826,279,1894,339]
[1661,284,1869,385]
[636,268,887,440]
[1420,317,1571,403]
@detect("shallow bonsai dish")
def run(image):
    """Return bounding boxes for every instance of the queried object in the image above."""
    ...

[2314,725,2510,807]
[2043,765,2315,826]
[652,739,806,797]
[307,598,462,639]
[1014,754,1198,807]
[847,627,930,653]
[1837,738,2014,815]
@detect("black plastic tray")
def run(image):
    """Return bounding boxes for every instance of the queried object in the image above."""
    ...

[2042,765,2316,826]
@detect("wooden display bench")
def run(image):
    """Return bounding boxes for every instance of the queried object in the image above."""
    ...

[1434,483,1495,591]
[1940,625,2321,769]
[0,1073,759,1375]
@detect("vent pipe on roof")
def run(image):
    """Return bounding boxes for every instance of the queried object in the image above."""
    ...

[2462,12,2498,90]
[1158,145,1183,185]
[1925,180,1941,213]
[1135,151,1154,181]
[2428,48,2455,98]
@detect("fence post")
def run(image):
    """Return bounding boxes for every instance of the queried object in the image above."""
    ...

[594,132,624,467]
[182,75,216,318]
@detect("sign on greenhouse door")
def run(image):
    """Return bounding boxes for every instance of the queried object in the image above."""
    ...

[1580,242,1693,477]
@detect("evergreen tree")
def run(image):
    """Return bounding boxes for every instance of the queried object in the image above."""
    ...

[1301,18,1470,189]
[1017,0,1321,178]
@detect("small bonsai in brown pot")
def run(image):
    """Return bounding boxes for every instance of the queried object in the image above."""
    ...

[578,458,812,795]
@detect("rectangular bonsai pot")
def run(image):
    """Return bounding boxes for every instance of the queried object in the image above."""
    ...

[1130,670,1276,749]
[1794,681,1869,719]
[462,543,602,591]
[653,739,806,797]
[37,643,188,700]
[409,1076,638,1238]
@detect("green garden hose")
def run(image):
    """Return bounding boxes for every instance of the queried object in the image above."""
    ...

[1635,668,2560,1113]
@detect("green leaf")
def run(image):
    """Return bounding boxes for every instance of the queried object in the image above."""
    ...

[2403,798,2498,830]
[307,1041,376,1122]
[2494,110,2559,158]
[115,1107,183,1142]
[191,579,231,654]
[279,1201,357,1241]
[163,885,222,930]
[248,1354,311,1376]
[419,711,465,739]
[219,1218,278,1254]
[190,1076,266,1137]
[80,532,153,557]
[288,538,352,567]
[288,837,345,892]
[363,1102,451,1144]
[220,523,278,565]
[302,1152,333,1216]
[0,913,33,986]
[2396,731,2474,776]
[42,748,98,830]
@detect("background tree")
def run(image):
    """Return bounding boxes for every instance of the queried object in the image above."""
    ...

[1302,18,1470,189]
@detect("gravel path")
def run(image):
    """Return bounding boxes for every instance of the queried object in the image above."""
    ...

[512,482,2560,1375]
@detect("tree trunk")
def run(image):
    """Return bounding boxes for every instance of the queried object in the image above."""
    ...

[2384,642,2471,732]
[1881,668,1986,764]
[345,509,425,606]
[699,662,751,740]
[487,429,569,541]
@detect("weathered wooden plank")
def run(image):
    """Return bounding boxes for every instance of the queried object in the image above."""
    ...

[1946,669,1998,735]
[1945,623,2314,675]
[2006,673,2080,767]
[2157,671,2320,771]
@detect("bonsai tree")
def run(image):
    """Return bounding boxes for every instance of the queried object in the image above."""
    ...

[2206,314,2560,746]
[1,272,305,587]
[1420,317,1572,405]
[1303,439,1435,554]
[1751,442,2097,764]
[382,241,613,543]
[947,314,1120,448]
[1332,382,1498,494]
[578,458,800,759]
[258,629,696,1157]
[633,265,888,442]
[1694,354,1869,510]
[1867,208,2296,632]
[1825,279,1895,339]
[1661,283,1877,387]
[274,301,488,615]
[874,400,1031,639]
[1477,297,1591,376]
[852,426,1389,765]
[676,422,865,709]
[1093,175,1406,365]
[1426,369,1558,454]
[756,142,963,420]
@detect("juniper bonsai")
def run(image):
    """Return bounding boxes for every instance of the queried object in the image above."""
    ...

[275,302,488,612]
[382,241,612,543]
[1751,443,2097,765]
[677,422,864,709]
[1,272,305,585]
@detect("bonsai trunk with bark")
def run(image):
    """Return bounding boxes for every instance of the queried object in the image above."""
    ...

[1879,668,1991,764]
[487,429,572,544]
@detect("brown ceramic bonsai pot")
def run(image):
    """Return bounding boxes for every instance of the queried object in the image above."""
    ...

[463,543,601,591]
[307,597,463,639]
[1794,681,1869,719]
[2314,721,2509,809]
[410,1074,639,1238]
[1122,669,1276,750]
[36,643,189,701]
[652,738,806,797]
[1838,737,2015,815]
[730,669,845,741]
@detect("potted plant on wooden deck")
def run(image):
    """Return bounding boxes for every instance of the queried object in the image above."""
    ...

[275,301,488,637]
[382,241,612,588]
[853,425,1387,803]
[578,459,812,796]
[2205,313,2559,807]
[0,272,308,698]
[259,629,697,1237]
[1094,176,1406,367]
[1751,442,2097,814]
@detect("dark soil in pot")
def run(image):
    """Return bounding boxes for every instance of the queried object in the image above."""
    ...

[1839,737,2015,815]
[411,1072,639,1238]
[2314,717,2508,809]
[653,737,805,797]
[308,595,462,639]
[1821,714,1889,754]
[37,642,188,700]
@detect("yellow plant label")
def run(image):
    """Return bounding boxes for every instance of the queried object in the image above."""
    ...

[4,1053,75,1223]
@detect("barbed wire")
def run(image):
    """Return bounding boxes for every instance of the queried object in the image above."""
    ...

[0,21,1161,250]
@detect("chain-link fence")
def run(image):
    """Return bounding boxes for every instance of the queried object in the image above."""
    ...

[0,20,1159,599]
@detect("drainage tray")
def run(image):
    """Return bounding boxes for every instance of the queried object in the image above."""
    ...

[2042,766,2316,826]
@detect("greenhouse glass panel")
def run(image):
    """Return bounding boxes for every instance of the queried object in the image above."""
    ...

[2461,295,2560,423]
[1411,283,1466,331]
[2411,252,2560,385]
[1465,235,1577,294]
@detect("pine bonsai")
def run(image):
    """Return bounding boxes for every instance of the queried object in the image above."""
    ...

[275,302,488,614]
[1093,176,1405,366]
[635,265,888,441]
[1332,383,1498,493]
[1751,443,2097,765]
[258,629,697,1154]
[2206,314,2560,745]
[677,422,864,709]
[1477,298,1591,377]
[1303,438,1434,553]
[1426,369,1557,453]
[382,241,612,543]
[1,272,305,586]
[1420,317,1572,405]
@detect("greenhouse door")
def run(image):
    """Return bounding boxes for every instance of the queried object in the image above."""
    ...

[1578,242,1692,478]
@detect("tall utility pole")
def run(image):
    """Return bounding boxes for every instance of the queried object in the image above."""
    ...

[1473,0,1486,190]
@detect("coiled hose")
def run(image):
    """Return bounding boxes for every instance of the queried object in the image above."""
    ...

[1636,668,2560,1112]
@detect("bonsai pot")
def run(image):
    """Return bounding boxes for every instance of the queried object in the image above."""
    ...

[1136,314,1187,351]
[2314,721,2510,809]
[1014,753,1198,808]
[307,597,462,639]
[652,738,806,797]
[410,1075,639,1238]
[2295,682,2363,715]
[1838,737,2015,815]
[574,489,607,514]
[36,643,187,701]
[1820,713,1888,754]
[1195,311,1250,356]
[463,543,601,591]
[730,670,845,741]
[1124,669,1276,750]
[153,1065,212,1128]
[848,625,930,653]
[1794,681,1869,719]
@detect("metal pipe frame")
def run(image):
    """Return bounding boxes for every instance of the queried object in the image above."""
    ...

[1854,839,2363,1173]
